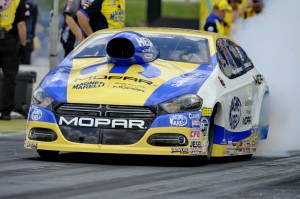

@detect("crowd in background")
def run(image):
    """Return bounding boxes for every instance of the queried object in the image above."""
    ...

[25,0,265,66]
[203,0,264,36]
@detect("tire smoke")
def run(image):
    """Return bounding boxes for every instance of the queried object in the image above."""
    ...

[232,0,300,156]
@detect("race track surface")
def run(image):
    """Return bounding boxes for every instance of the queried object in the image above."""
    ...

[0,134,299,199]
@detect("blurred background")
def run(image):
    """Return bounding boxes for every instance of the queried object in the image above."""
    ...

[31,0,202,66]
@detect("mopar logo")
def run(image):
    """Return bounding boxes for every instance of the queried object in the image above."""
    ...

[74,75,153,85]
[59,116,146,129]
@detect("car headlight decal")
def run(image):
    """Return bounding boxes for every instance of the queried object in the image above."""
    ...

[31,87,54,109]
[159,94,203,114]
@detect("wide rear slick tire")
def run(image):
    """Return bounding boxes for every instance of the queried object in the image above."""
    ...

[37,150,59,160]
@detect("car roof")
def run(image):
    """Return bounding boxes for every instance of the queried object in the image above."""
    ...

[95,27,226,37]
[90,27,230,56]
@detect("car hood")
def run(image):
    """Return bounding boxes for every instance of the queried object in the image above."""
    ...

[41,56,217,106]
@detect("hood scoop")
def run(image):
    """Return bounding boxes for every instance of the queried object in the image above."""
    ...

[107,31,159,66]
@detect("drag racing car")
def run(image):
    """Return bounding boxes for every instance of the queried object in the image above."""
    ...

[24,27,269,162]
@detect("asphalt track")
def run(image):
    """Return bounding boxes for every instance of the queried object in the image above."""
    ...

[0,133,299,199]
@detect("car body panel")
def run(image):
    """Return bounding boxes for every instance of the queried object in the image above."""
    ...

[24,28,269,159]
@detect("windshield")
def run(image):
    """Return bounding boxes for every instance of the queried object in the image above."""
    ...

[71,33,210,64]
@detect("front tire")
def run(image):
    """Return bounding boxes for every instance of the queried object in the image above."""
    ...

[37,150,59,160]
[200,109,216,164]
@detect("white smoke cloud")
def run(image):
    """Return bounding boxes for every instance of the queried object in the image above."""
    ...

[232,0,300,156]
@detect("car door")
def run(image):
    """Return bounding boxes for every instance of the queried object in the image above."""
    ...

[216,38,254,134]
[234,43,262,126]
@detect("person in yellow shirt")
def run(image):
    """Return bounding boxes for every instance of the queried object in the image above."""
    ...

[0,0,27,120]
[204,0,232,35]
[224,0,253,36]
[76,0,125,37]
[243,0,264,19]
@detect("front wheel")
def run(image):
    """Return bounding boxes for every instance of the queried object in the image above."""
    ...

[200,109,216,164]
[37,150,59,160]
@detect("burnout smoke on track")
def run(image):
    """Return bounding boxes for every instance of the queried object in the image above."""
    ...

[232,0,300,156]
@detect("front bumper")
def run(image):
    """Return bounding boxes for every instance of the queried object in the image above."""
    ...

[24,121,208,156]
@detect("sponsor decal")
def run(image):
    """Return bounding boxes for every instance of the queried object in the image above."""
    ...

[74,75,154,86]
[169,115,187,127]
[171,147,188,154]
[201,108,212,116]
[227,140,236,149]
[0,13,8,18]
[245,99,253,106]
[110,9,125,22]
[59,116,146,129]
[31,108,42,121]
[218,76,226,88]
[142,48,155,53]
[72,81,105,89]
[111,83,146,93]
[135,37,151,47]
[189,113,200,120]
[107,0,116,6]
[190,129,200,140]
[172,72,207,87]
[201,117,209,136]
[229,96,241,129]
[190,141,201,148]
[181,72,207,78]
[243,116,252,125]
[191,151,201,155]
[192,120,201,128]
[224,131,258,156]
[253,74,264,84]
[171,78,191,87]
[26,141,38,149]
[143,53,153,60]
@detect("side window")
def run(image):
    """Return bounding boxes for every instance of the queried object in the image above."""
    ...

[236,45,254,72]
[216,38,244,79]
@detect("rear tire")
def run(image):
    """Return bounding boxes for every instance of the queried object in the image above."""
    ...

[258,93,270,140]
[37,150,59,160]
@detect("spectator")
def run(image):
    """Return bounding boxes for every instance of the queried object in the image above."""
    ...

[243,0,264,19]
[224,0,253,35]
[21,0,38,64]
[0,0,26,120]
[61,0,85,57]
[228,0,253,22]
[76,0,125,37]
[204,0,232,35]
